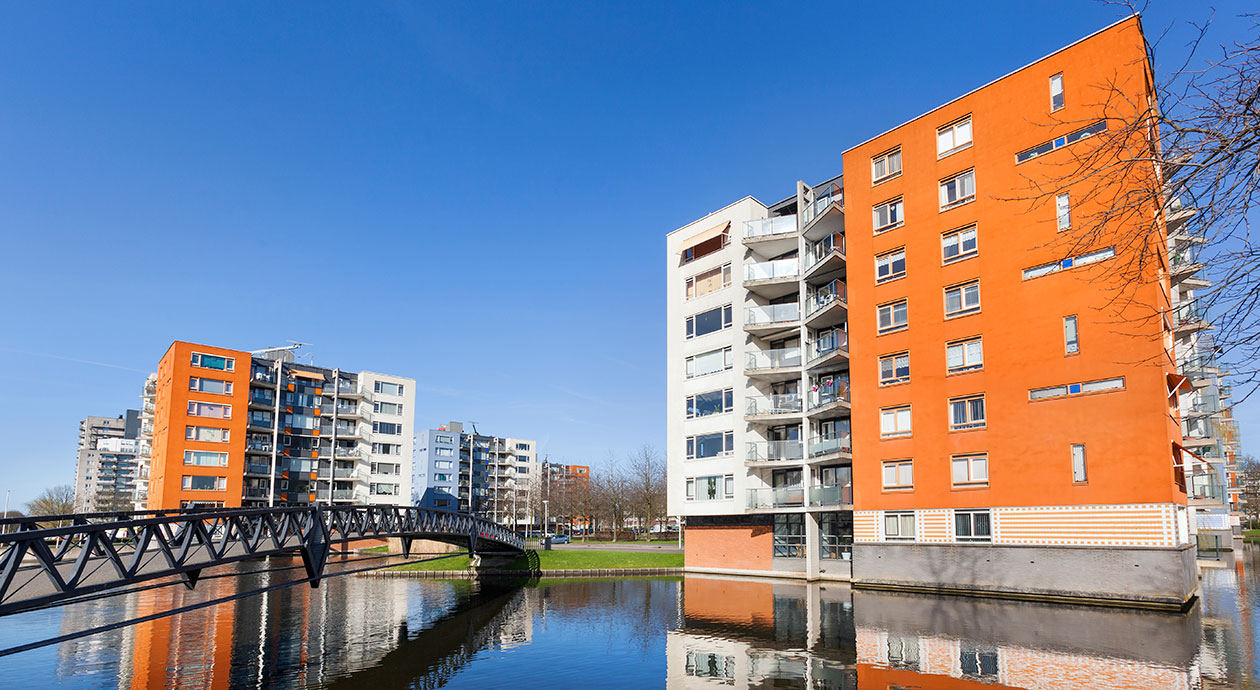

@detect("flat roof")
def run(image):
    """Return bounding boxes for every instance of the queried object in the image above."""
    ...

[666,195,766,237]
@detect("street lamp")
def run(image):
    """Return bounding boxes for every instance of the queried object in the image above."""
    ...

[542,499,550,538]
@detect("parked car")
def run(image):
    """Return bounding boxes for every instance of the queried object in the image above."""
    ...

[550,534,571,544]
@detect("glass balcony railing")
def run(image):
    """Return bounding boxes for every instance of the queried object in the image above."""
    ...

[245,463,272,475]
[1170,242,1203,269]
[746,347,802,371]
[807,233,845,268]
[745,440,804,462]
[332,446,360,458]
[745,258,800,282]
[1175,303,1209,326]
[743,215,797,239]
[801,186,843,226]
[745,303,800,326]
[332,490,357,500]
[747,486,805,509]
[1189,474,1225,501]
[806,280,847,316]
[247,440,272,453]
[746,394,803,416]
[809,382,850,409]
[809,483,853,506]
[251,369,277,384]
[244,487,268,498]
[809,434,852,457]
[250,392,275,406]
[809,329,848,361]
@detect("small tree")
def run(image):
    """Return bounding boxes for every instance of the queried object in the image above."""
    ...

[627,445,666,540]
[1237,455,1260,526]
[27,485,75,518]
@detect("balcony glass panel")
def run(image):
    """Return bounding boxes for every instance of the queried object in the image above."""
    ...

[809,378,851,409]
[745,303,800,325]
[744,215,797,239]
[744,258,800,282]
[809,434,852,457]
[809,483,853,506]
[811,329,848,360]
[745,394,803,416]
[746,486,805,509]
[802,185,843,226]
[808,233,845,268]
[807,280,847,316]
[746,440,804,462]
[746,347,802,371]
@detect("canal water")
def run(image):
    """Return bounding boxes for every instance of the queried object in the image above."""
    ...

[1,546,1258,688]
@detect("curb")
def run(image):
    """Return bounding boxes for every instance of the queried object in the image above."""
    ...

[360,567,685,579]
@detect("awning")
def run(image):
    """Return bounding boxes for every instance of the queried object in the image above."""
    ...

[676,221,730,254]
[290,370,324,381]
[1166,372,1192,396]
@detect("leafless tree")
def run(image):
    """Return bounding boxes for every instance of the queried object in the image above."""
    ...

[627,445,666,539]
[591,453,631,537]
[1237,455,1260,525]
[26,485,75,531]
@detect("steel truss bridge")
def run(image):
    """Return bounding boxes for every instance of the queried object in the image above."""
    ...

[0,504,524,617]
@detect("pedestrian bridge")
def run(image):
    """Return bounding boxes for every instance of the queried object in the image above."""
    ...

[0,504,524,616]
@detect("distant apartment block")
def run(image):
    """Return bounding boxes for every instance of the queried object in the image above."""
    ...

[667,17,1215,608]
[74,411,144,512]
[413,421,537,526]
[144,340,414,509]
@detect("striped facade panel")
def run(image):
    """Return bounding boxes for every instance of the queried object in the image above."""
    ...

[854,511,880,543]
[994,503,1177,547]
[916,508,952,543]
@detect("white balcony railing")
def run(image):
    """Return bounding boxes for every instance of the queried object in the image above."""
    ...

[746,486,805,509]
[745,258,800,282]
[809,434,852,457]
[744,215,798,239]
[746,394,803,416]
[746,440,804,462]
[746,347,802,371]
[745,303,800,326]
[809,483,853,506]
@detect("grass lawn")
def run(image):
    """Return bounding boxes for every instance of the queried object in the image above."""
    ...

[389,549,683,572]
[1244,529,1260,543]
[360,545,390,553]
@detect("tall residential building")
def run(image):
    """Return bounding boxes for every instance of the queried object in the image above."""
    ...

[74,411,142,512]
[413,421,537,526]
[146,340,415,509]
[133,373,157,509]
[667,17,1202,607]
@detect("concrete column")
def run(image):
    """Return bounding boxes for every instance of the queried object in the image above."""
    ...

[805,509,821,581]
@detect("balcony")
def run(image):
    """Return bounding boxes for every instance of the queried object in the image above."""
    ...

[333,425,363,439]
[743,215,797,241]
[745,347,802,380]
[806,232,845,275]
[1174,304,1211,333]
[809,434,852,459]
[332,446,361,458]
[330,381,369,399]
[744,258,800,286]
[335,403,370,420]
[333,467,359,479]
[142,401,155,414]
[805,280,847,327]
[247,417,274,432]
[332,490,357,501]
[745,394,803,419]
[746,486,805,509]
[1188,474,1226,504]
[801,185,843,231]
[744,303,800,333]
[245,463,272,476]
[251,369,277,386]
[809,483,853,507]
[745,440,804,463]
[244,487,269,499]
[808,379,850,415]
[247,440,272,453]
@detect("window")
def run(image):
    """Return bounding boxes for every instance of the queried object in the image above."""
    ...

[872,148,902,183]
[877,299,909,333]
[773,514,805,557]
[373,422,402,435]
[184,451,229,467]
[1016,121,1106,163]
[1056,192,1071,230]
[373,443,402,455]
[685,474,735,501]
[188,401,231,419]
[884,512,915,540]
[880,406,912,438]
[685,347,733,378]
[186,426,230,443]
[516,455,529,463]
[1064,315,1079,354]
[686,388,734,418]
[682,228,730,264]
[942,225,978,263]
[686,304,733,339]
[182,475,227,491]
[374,401,403,415]
[516,442,530,451]
[873,197,904,232]
[939,169,976,209]
[686,431,734,459]
[882,460,914,489]
[944,281,980,317]
[949,395,986,430]
[1071,444,1087,482]
[1029,376,1125,400]
[1050,73,1065,111]
[370,483,400,496]
[945,337,984,374]
[434,460,453,470]
[937,116,972,156]
[875,248,906,283]
[284,413,317,430]
[191,352,234,371]
[374,381,403,396]
[435,447,453,457]
[435,434,454,444]
[879,352,910,385]
[189,377,232,395]
[434,473,452,482]
[955,510,992,542]
[951,453,989,486]
[685,263,732,300]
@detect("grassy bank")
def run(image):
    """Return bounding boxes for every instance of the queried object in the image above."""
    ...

[1245,529,1260,544]
[389,549,683,572]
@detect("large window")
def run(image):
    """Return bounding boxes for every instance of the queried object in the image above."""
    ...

[1050,73,1065,110]
[373,422,402,435]
[939,169,976,209]
[682,228,730,264]
[184,451,228,467]
[1029,377,1124,400]
[182,475,227,491]
[189,377,232,395]
[1016,121,1106,163]
[1023,247,1115,280]
[773,514,805,557]
[877,299,908,333]
[937,116,972,156]
[686,388,734,418]
[951,453,988,486]
[374,401,403,415]
[879,352,910,385]
[884,512,915,540]
[942,225,978,263]
[944,280,981,317]
[284,413,318,430]
[685,263,732,300]
[186,426,229,443]
[949,394,986,430]
[882,460,914,490]
[188,401,231,419]
[434,447,453,457]
[686,431,734,460]
[374,381,404,396]
[880,406,912,438]
[872,147,902,183]
[955,510,992,542]
[685,347,733,378]
[191,352,234,371]
[686,304,733,339]
[435,434,454,444]
[685,474,735,501]
[873,197,904,233]
[875,248,906,283]
[946,337,983,374]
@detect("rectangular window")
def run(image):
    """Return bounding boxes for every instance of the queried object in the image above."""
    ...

[435,447,453,457]
[373,422,402,435]
[880,406,912,438]
[185,426,230,443]
[284,413,317,430]
[879,352,910,385]
[685,263,732,300]
[181,475,227,491]
[877,299,909,333]
[1050,73,1065,111]
[685,304,733,339]
[1064,315,1079,354]
[374,381,403,396]
[374,401,403,415]
[189,377,232,395]
[1016,121,1106,163]
[882,460,914,489]
[872,148,902,183]
[434,460,453,470]
[686,474,735,501]
[773,514,805,557]
[188,401,231,419]
[1071,443,1087,482]
[191,352,234,372]
[951,453,989,486]
[184,450,229,467]
[941,225,978,264]
[955,510,992,542]
[1056,192,1071,230]
[937,116,973,156]
[949,394,986,430]
[686,431,735,460]
[1029,376,1124,400]
[875,248,906,283]
[682,228,730,264]
[884,511,915,540]
[939,169,976,209]
[946,337,983,374]
[685,347,733,379]
[873,198,904,233]
[435,434,454,444]
[434,473,452,482]
[944,281,981,317]
[686,388,734,418]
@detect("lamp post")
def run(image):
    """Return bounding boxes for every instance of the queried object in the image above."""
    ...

[542,499,550,537]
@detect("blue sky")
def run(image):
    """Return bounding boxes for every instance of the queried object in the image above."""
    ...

[0,1,1252,507]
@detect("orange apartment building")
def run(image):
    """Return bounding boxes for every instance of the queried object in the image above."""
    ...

[666,16,1203,607]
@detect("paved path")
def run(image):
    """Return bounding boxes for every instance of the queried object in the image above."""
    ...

[533,541,683,554]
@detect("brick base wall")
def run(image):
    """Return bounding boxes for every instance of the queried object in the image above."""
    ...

[685,523,773,571]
